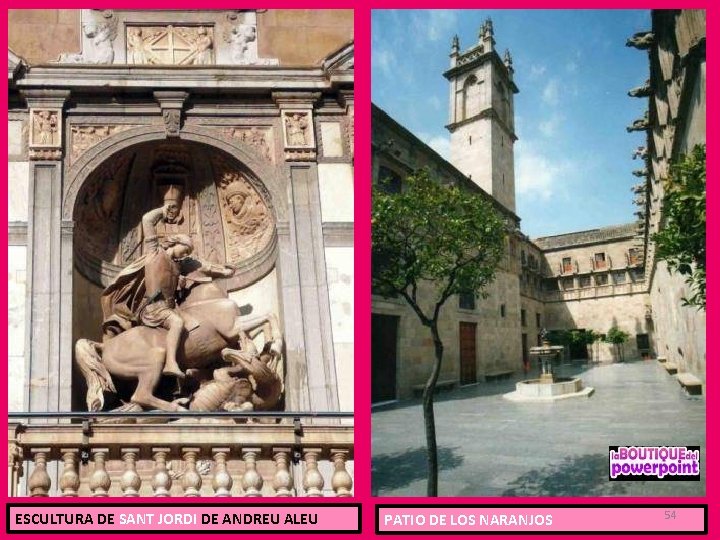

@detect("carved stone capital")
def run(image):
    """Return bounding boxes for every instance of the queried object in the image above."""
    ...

[272,91,322,108]
[154,91,189,138]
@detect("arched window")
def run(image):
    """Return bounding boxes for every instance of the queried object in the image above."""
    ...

[461,75,480,120]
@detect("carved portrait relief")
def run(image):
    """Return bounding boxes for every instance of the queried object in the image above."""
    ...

[213,154,274,264]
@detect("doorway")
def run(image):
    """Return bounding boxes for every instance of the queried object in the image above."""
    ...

[372,314,399,402]
[459,322,477,385]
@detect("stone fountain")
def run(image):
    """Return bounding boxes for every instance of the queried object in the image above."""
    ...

[504,330,594,402]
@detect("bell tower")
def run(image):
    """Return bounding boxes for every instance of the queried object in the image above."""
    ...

[444,18,519,213]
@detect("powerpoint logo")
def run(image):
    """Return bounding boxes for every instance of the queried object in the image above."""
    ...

[609,446,700,481]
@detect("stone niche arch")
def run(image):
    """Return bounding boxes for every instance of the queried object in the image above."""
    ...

[66,129,287,409]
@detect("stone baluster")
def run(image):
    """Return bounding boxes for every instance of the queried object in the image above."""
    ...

[89,449,111,496]
[120,448,141,496]
[181,448,202,497]
[59,448,80,497]
[28,448,51,497]
[272,448,294,497]
[211,448,233,497]
[151,448,172,497]
[8,443,23,497]
[241,448,263,496]
[330,449,353,497]
[302,448,324,497]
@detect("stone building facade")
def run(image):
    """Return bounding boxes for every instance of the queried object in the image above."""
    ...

[8,9,354,497]
[371,10,705,402]
[628,9,706,383]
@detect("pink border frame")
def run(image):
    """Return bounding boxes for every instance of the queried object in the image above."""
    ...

[2,2,716,538]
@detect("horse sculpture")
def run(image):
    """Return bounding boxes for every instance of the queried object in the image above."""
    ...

[75,278,284,413]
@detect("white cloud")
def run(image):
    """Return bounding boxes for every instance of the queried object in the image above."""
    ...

[373,48,395,78]
[428,95,443,111]
[418,131,451,160]
[529,64,547,79]
[538,113,563,137]
[515,141,574,201]
[413,10,458,43]
[542,79,560,106]
[565,60,578,72]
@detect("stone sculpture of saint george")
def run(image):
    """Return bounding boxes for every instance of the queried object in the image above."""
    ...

[75,183,284,416]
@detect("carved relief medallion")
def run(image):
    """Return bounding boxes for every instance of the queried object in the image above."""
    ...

[213,154,274,264]
[126,25,215,65]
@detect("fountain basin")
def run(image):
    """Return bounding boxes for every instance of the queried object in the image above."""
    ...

[503,376,594,402]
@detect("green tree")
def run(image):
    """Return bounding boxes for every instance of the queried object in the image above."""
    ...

[372,169,507,496]
[604,326,629,362]
[652,144,706,309]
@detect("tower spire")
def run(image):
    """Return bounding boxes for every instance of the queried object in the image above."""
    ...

[481,17,495,52]
[504,49,514,79]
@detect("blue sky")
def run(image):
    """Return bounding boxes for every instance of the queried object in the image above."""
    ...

[372,9,650,238]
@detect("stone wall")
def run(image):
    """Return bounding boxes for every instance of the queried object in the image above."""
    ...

[648,262,705,382]
[8,113,29,412]
[544,291,651,361]
[8,246,26,412]
[8,10,81,64]
[257,10,354,66]
[641,9,706,382]
[373,268,523,400]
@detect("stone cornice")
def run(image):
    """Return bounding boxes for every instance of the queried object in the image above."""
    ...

[444,51,519,94]
[14,65,346,93]
[445,107,518,141]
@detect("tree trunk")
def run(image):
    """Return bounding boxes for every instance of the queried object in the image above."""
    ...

[422,321,444,497]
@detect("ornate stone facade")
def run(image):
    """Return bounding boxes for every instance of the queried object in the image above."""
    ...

[8,9,354,497]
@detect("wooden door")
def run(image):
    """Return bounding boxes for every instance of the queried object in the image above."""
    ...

[372,314,399,402]
[459,322,477,385]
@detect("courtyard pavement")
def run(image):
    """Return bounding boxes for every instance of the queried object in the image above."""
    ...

[372,359,705,496]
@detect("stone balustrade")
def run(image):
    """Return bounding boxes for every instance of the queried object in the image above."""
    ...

[8,419,353,498]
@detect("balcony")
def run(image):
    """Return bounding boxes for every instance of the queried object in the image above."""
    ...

[542,281,647,302]
[8,412,353,498]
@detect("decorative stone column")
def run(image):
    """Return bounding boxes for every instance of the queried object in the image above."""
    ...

[59,449,80,497]
[151,448,172,497]
[273,91,340,413]
[211,448,233,497]
[330,449,353,497]
[28,448,51,497]
[301,448,324,497]
[272,448,294,496]
[120,448,142,496]
[22,90,71,495]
